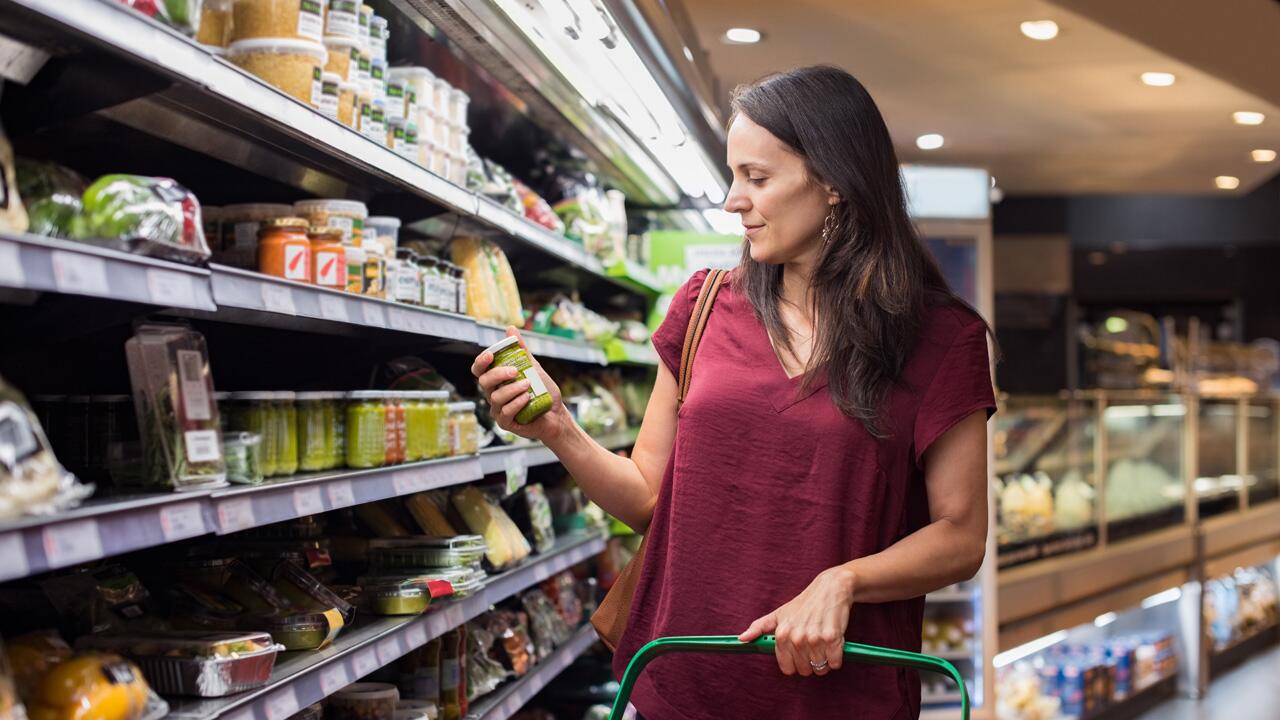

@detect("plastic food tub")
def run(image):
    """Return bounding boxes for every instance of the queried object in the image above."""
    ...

[231,0,325,43]
[294,198,368,245]
[368,536,487,568]
[77,631,282,697]
[362,583,431,616]
[328,682,400,720]
[227,38,327,107]
[323,35,358,81]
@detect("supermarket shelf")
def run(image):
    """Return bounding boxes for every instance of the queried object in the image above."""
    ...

[0,232,215,311]
[605,260,664,296]
[476,324,607,366]
[464,624,599,720]
[477,429,640,476]
[166,531,606,720]
[1081,674,1177,720]
[0,0,653,301]
[605,339,660,367]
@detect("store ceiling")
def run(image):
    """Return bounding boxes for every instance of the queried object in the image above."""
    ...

[680,0,1280,195]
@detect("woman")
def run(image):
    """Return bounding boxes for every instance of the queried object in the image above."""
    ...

[472,65,994,720]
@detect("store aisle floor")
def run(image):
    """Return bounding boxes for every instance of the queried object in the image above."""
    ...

[1136,644,1280,720]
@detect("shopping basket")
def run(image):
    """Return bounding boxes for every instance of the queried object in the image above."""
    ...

[607,635,969,719]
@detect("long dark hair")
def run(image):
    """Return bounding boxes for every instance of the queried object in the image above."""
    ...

[731,65,981,437]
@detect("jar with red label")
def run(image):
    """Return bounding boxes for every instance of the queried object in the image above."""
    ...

[307,226,347,290]
[258,217,312,283]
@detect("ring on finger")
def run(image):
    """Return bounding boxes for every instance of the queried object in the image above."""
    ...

[809,659,828,671]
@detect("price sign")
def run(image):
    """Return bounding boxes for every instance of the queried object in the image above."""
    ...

[160,501,207,541]
[263,687,299,720]
[319,662,352,695]
[292,486,325,517]
[42,519,103,569]
[361,302,387,328]
[0,532,29,581]
[217,497,257,533]
[405,623,427,649]
[318,293,349,322]
[146,268,197,307]
[327,480,355,509]
[376,637,402,665]
[351,649,378,677]
[51,251,108,296]
[261,284,297,315]
[392,470,426,496]
[0,241,24,287]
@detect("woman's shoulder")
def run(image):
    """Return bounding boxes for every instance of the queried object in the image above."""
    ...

[918,298,987,345]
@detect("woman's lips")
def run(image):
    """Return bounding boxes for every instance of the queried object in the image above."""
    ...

[744,224,764,237]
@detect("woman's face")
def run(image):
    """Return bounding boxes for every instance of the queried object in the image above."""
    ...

[724,115,837,266]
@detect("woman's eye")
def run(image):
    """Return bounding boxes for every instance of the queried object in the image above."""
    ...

[748,177,766,186]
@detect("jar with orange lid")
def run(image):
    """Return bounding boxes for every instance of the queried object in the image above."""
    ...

[258,217,311,283]
[308,226,347,290]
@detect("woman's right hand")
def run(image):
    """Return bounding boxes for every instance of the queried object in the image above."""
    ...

[471,327,572,444]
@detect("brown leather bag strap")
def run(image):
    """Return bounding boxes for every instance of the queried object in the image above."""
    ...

[677,268,728,406]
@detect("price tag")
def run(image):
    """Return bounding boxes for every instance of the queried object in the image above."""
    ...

[0,532,29,581]
[42,519,103,569]
[146,268,197,307]
[361,302,387,328]
[159,501,207,541]
[50,251,109,296]
[261,284,297,315]
[217,497,257,533]
[405,623,428,649]
[376,637,402,665]
[392,469,426,496]
[442,602,466,628]
[0,241,24,288]
[319,662,352,696]
[327,480,355,509]
[292,486,325,517]
[224,710,254,720]
[504,450,528,496]
[351,649,378,677]
[387,307,412,332]
[263,687,299,720]
[318,293,349,322]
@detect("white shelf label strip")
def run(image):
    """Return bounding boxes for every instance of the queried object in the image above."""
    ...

[0,241,25,287]
[41,518,104,568]
[159,501,208,541]
[50,250,109,296]
[0,532,29,581]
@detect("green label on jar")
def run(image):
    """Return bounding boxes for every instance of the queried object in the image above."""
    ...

[387,84,404,98]
[359,55,370,72]
[371,107,385,123]
[371,64,384,81]
[407,88,417,104]
[323,79,339,94]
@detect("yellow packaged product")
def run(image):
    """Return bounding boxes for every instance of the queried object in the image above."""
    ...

[227,38,327,108]
[323,35,358,81]
[197,0,235,46]
[451,485,530,569]
[355,501,412,538]
[6,632,72,706]
[449,237,503,324]
[29,654,149,720]
[484,240,524,326]
[337,81,358,128]
[231,0,326,43]
[404,492,458,537]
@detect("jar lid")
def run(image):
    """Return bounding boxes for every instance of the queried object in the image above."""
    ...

[367,216,401,229]
[321,71,342,84]
[388,66,436,81]
[308,226,345,240]
[227,38,327,63]
[360,240,385,253]
[333,682,399,702]
[483,335,521,355]
[448,401,476,412]
[449,88,469,102]
[432,78,451,89]
[229,391,276,401]
[294,199,369,218]
[370,16,388,30]
[262,217,309,230]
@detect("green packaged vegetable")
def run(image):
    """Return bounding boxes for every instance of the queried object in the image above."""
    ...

[15,159,86,238]
[77,174,211,263]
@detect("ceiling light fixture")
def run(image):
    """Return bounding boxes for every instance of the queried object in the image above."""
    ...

[1233,111,1265,125]
[916,133,945,150]
[723,27,761,44]
[1140,72,1175,87]
[1215,175,1240,190]
[1019,20,1059,41]
[1252,149,1277,163]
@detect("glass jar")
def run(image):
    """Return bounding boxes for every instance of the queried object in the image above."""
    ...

[345,391,385,468]
[258,217,311,283]
[274,391,299,476]
[361,240,387,298]
[325,391,345,469]
[390,253,421,305]
[446,262,466,315]
[296,392,329,472]
[308,225,347,290]
[447,402,479,456]
[230,392,278,477]
[483,336,553,424]
[423,391,449,459]
[344,241,366,295]
[381,392,406,466]
[403,392,429,464]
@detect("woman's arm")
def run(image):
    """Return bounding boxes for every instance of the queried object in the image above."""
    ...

[739,410,989,676]
[473,328,679,531]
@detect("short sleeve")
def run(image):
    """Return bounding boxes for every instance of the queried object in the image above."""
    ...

[650,269,710,376]
[913,316,996,467]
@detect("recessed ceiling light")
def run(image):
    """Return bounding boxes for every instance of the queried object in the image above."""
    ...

[1140,72,1175,87]
[1251,149,1277,163]
[1215,175,1240,190]
[723,27,761,44]
[1233,111,1265,125]
[1020,20,1059,41]
[916,133,944,150]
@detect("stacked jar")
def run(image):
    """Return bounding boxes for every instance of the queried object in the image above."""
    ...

[447,402,480,456]
[229,392,278,477]
[225,0,329,108]
[345,390,385,468]
[258,217,312,283]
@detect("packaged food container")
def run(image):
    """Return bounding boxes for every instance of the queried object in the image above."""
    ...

[384,74,407,123]
[363,582,430,616]
[295,392,329,471]
[388,67,433,112]
[328,682,399,720]
[382,392,406,465]
[231,0,325,43]
[430,78,450,115]
[366,216,400,257]
[345,391,386,468]
[368,536,487,568]
[403,121,420,161]
[369,58,387,100]
[356,50,372,94]
[446,402,479,456]
[344,240,366,294]
[361,240,387,298]
[197,0,235,47]
[228,392,278,476]
[125,323,227,490]
[395,700,434,718]
[325,0,360,39]
[318,71,341,120]
[308,225,347,290]
[325,391,345,468]
[445,262,466,315]
[403,390,447,461]
[273,391,299,476]
[219,203,292,268]
[357,93,373,138]
[484,336,553,424]
[295,199,367,245]
[387,257,418,306]
[416,136,435,173]
[447,88,469,126]
[258,217,312,283]
[227,38,327,108]
[27,653,149,720]
[386,120,407,157]
[323,35,358,81]
[358,3,374,43]
[369,15,388,62]
[249,610,345,650]
[368,98,387,145]
[76,631,281,697]
[393,708,430,720]
[224,560,293,615]
[269,559,355,621]
[447,151,467,186]
[223,431,265,484]
[430,143,448,179]
[338,80,359,127]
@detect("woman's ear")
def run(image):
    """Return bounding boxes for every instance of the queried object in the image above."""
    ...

[826,187,842,206]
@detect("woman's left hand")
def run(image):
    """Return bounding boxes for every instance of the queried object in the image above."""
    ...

[737,566,857,677]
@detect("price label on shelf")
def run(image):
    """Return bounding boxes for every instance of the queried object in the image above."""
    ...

[292,486,325,517]
[405,623,428,649]
[0,241,24,287]
[319,662,352,696]
[392,469,427,496]
[146,268,197,307]
[504,450,528,496]
[217,497,257,533]
[387,307,413,332]
[327,480,355,509]
[318,293,349,323]
[0,532,29,581]
[261,284,297,315]
[361,302,387,328]
[159,501,207,541]
[50,251,109,296]
[263,687,299,720]
[41,519,103,569]
[224,710,254,720]
[376,637,402,665]
[351,649,378,677]
[441,602,466,628]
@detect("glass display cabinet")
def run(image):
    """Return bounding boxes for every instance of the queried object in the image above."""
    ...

[1098,393,1187,543]
[1246,398,1279,507]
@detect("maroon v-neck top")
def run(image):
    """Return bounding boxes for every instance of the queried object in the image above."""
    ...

[613,269,995,720]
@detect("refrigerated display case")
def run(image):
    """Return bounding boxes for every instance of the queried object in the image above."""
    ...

[1101,393,1187,543]
[1246,398,1279,507]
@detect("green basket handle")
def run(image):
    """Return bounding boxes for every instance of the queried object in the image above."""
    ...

[607,635,969,720]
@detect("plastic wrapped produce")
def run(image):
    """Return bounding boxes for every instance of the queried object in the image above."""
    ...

[116,0,201,35]
[462,622,506,703]
[5,632,72,708]
[125,323,226,490]
[0,110,28,234]
[16,159,87,238]
[75,175,210,264]
[513,180,563,233]
[0,375,92,519]
[26,652,155,720]
[451,486,530,569]
[328,683,399,720]
[74,631,281,698]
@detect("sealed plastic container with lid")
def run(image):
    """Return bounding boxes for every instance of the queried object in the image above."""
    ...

[430,143,449,179]
[322,35,357,81]
[369,58,387,100]
[344,241,366,294]
[368,99,387,145]
[447,88,469,126]
[318,71,341,120]
[295,392,330,471]
[403,121,420,161]
[229,392,278,477]
[258,217,312,283]
[357,93,373,138]
[363,582,430,616]
[308,225,347,290]
[294,199,367,245]
[361,240,387,297]
[447,402,479,456]
[369,536,487,568]
[384,75,408,124]
[448,151,467,186]
[338,80,358,127]
[389,66,433,114]
[369,15,388,61]
[386,120,407,156]
[366,216,400,257]
[220,203,292,266]
[76,630,281,697]
[232,0,326,42]
[325,0,360,38]
[249,610,344,650]
[328,682,399,720]
[270,559,354,619]
[430,78,451,115]
[273,391,299,475]
[227,38,327,107]
[483,336,553,424]
[223,431,265,484]
[197,0,235,47]
[355,50,372,93]
[345,391,386,468]
[392,707,430,720]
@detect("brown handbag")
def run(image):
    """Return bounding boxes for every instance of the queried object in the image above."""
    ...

[590,268,729,652]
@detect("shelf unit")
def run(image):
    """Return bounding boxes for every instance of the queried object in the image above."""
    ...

[463,625,599,720]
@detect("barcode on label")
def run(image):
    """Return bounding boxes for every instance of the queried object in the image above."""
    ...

[184,429,221,463]
[177,349,212,421]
